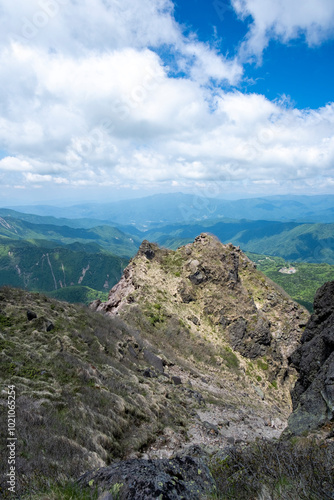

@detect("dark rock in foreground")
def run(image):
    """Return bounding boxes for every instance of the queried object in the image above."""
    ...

[27,309,37,321]
[77,455,215,499]
[288,281,334,435]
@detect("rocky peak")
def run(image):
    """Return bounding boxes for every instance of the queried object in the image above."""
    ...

[94,234,309,406]
[138,240,160,260]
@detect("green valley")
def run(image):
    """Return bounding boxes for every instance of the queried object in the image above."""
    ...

[247,253,334,311]
[0,238,127,303]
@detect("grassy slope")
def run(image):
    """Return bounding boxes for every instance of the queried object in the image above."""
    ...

[0,287,190,497]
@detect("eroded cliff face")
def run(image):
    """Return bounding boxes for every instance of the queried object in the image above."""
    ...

[94,234,309,425]
[288,281,334,435]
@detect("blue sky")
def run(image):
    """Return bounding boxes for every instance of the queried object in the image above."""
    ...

[175,0,334,109]
[0,0,334,205]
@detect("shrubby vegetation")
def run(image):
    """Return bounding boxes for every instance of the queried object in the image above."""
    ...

[47,286,108,304]
[0,287,191,497]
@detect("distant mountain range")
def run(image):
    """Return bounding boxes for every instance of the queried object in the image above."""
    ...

[2,208,334,264]
[7,193,334,226]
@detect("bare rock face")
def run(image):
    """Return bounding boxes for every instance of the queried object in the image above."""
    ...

[288,281,334,435]
[95,233,309,405]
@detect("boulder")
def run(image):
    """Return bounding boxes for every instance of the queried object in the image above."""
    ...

[138,240,156,260]
[46,320,55,332]
[27,310,37,321]
[77,456,215,500]
[228,316,272,359]
[171,376,182,385]
[143,349,164,373]
[188,270,205,285]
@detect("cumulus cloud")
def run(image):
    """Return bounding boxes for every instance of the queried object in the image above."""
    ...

[232,0,334,60]
[0,0,240,85]
[1,0,178,53]
[0,0,333,201]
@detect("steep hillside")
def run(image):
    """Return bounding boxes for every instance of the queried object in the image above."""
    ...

[1,287,191,497]
[0,238,127,300]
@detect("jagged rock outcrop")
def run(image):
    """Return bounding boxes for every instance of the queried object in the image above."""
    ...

[78,455,215,500]
[288,281,334,435]
[94,233,308,397]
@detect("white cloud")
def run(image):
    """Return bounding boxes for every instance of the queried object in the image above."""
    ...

[0,0,240,85]
[0,157,31,171]
[1,0,178,53]
[182,42,243,84]
[232,0,334,60]
[0,0,333,201]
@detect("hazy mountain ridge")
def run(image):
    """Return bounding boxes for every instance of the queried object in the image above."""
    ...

[2,208,334,265]
[0,215,139,258]
[142,219,334,264]
[0,208,116,230]
[8,193,334,225]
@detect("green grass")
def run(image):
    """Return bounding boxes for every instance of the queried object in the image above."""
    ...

[24,480,98,499]
[221,347,240,370]
[47,286,108,304]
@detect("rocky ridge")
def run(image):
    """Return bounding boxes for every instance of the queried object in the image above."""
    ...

[90,235,309,459]
[95,233,308,396]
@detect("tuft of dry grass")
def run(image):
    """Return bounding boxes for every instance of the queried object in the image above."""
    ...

[209,437,334,500]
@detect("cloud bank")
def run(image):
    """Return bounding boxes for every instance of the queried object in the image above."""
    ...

[0,0,333,201]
